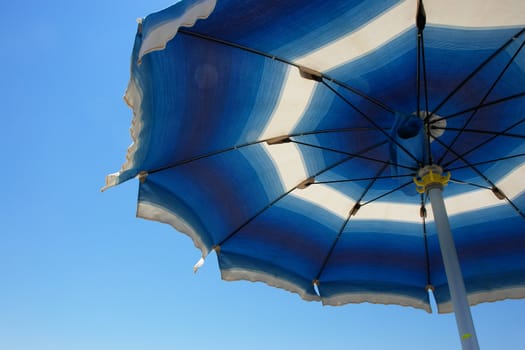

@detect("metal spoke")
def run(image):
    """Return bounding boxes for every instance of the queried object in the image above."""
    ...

[216,182,298,247]
[433,126,525,140]
[415,4,434,292]
[449,178,492,190]
[443,117,525,168]
[431,92,525,124]
[143,127,386,176]
[446,153,525,171]
[321,80,422,166]
[362,180,413,206]
[314,164,388,283]
[432,137,525,219]
[437,37,525,164]
[147,139,265,175]
[178,28,396,114]
[292,140,417,171]
[292,126,389,137]
[327,79,396,114]
[315,173,415,185]
[429,28,525,119]
[217,140,389,247]
[420,30,432,165]
[416,11,432,165]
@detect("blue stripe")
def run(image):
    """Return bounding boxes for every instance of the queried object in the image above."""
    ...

[138,34,286,172]
[192,0,403,60]
[139,144,284,247]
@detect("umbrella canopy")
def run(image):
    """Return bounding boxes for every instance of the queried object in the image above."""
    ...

[106,0,525,347]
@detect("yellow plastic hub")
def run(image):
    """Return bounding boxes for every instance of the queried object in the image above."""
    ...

[413,165,451,194]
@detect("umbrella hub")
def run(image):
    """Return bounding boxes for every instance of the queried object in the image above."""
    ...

[413,165,451,194]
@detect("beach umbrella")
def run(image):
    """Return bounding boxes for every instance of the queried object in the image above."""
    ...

[105,1,525,349]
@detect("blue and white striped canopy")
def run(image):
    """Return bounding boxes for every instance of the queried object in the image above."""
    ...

[107,0,525,313]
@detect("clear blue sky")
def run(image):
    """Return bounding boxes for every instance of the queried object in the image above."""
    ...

[1,1,524,349]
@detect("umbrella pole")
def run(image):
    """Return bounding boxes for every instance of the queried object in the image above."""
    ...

[416,166,480,350]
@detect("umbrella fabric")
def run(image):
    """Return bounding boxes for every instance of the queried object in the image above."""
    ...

[106,0,525,314]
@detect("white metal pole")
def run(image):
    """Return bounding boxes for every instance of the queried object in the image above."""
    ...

[428,185,480,350]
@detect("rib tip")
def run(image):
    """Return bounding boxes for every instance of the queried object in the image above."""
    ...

[193,257,205,273]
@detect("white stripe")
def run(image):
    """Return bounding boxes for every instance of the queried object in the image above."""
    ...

[357,201,423,224]
[259,67,317,140]
[292,184,425,225]
[102,76,145,191]
[286,163,525,224]
[293,0,525,73]
[138,0,217,61]
[293,0,415,72]
[445,189,499,218]
[438,286,525,314]
[262,143,309,191]
[322,291,431,312]
[444,163,525,218]
[292,184,356,219]
[496,162,525,200]
[426,0,525,28]
[137,201,210,256]
[221,268,320,301]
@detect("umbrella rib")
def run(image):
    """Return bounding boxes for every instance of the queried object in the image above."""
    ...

[361,180,414,206]
[420,195,432,289]
[437,37,525,165]
[291,140,417,171]
[431,92,525,123]
[417,27,422,144]
[177,28,292,65]
[314,164,389,283]
[442,117,525,168]
[429,27,525,118]
[315,173,415,185]
[146,139,268,175]
[433,126,525,140]
[314,215,352,285]
[177,28,395,114]
[446,153,525,171]
[432,137,525,219]
[326,79,396,115]
[215,185,298,248]
[418,26,433,164]
[449,178,492,190]
[216,141,389,247]
[321,80,422,166]
[143,128,385,175]
[422,31,433,165]
[292,126,389,137]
